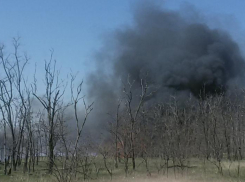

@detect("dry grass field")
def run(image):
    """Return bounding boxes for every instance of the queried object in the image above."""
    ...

[1,158,245,182]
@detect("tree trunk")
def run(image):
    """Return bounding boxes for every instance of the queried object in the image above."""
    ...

[48,132,54,174]
[23,142,29,174]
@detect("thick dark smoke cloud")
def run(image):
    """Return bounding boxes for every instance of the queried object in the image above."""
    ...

[86,3,245,128]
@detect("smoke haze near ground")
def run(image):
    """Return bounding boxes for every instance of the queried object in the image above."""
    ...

[86,3,245,130]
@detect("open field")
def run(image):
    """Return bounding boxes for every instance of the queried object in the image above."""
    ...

[1,158,245,182]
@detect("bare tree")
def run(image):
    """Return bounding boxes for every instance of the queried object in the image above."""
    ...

[107,99,122,169]
[0,38,29,173]
[122,76,150,170]
[51,74,93,182]
[32,53,66,174]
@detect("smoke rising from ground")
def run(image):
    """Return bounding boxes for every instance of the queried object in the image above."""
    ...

[87,3,245,127]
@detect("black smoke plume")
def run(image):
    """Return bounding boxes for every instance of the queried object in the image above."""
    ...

[86,3,245,127]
